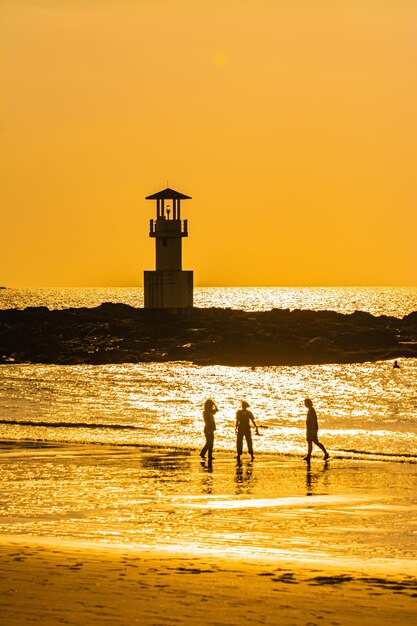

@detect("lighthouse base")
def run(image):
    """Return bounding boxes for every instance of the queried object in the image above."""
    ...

[144,270,193,309]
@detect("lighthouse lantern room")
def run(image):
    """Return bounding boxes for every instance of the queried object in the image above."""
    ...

[144,187,193,308]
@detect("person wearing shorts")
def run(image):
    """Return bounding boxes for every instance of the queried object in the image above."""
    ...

[304,398,329,462]
[235,401,259,462]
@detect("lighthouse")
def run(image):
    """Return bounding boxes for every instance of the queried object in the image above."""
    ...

[144,187,193,308]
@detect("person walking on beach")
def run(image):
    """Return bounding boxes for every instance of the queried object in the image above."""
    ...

[236,401,259,462]
[200,399,218,463]
[304,398,329,462]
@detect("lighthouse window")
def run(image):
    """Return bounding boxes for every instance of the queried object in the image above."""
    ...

[163,238,167,247]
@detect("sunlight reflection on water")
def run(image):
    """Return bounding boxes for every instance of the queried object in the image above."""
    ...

[1,359,416,457]
[1,448,416,566]
[1,286,417,316]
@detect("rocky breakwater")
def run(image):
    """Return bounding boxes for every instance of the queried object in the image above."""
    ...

[1,304,417,366]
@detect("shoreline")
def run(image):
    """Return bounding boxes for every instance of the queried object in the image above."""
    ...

[2,442,416,623]
[2,533,417,577]
[1,539,416,625]
[1,303,417,365]
[0,437,415,463]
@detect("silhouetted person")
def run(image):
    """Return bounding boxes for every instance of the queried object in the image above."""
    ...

[236,401,259,462]
[200,399,218,464]
[303,398,329,462]
[393,360,400,369]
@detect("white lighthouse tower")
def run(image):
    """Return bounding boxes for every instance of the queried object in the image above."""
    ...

[144,187,193,308]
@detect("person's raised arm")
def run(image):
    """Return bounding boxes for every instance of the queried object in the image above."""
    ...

[250,412,260,435]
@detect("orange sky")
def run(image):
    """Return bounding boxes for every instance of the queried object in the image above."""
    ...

[1,0,416,287]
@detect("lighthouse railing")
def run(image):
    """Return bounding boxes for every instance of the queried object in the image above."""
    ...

[149,218,188,237]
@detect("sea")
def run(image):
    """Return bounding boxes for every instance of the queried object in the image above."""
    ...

[1,287,417,567]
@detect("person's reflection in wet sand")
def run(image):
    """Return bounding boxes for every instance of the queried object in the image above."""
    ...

[306,459,329,496]
[235,462,253,495]
[200,457,214,473]
[141,452,191,473]
[200,467,214,494]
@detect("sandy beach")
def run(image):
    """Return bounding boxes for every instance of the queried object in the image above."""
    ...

[1,539,416,625]
[1,441,416,624]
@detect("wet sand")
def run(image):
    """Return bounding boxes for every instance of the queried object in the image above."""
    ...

[1,441,416,563]
[1,442,417,623]
[1,540,416,625]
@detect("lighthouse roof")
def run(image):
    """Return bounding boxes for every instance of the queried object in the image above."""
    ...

[145,187,192,201]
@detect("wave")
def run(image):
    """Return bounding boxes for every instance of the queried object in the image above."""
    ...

[0,438,195,454]
[0,419,142,431]
[335,448,417,460]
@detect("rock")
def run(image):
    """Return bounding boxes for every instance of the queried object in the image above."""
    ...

[0,304,416,366]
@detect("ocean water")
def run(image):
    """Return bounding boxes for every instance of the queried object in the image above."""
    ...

[1,360,416,458]
[1,286,416,457]
[1,287,416,565]
[1,285,417,316]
